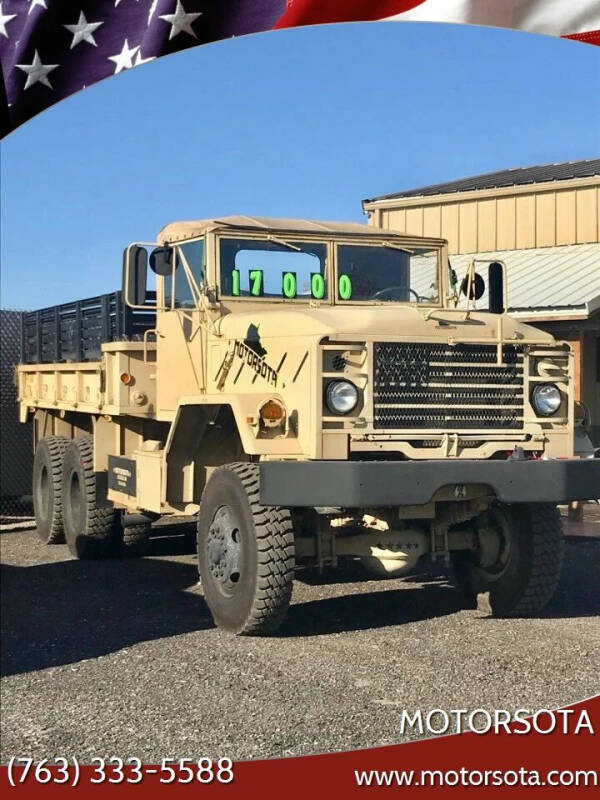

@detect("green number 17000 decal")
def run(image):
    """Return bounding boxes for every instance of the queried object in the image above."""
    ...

[230,269,329,299]
[338,274,352,300]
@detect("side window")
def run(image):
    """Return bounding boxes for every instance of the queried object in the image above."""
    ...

[164,239,205,309]
[164,271,173,309]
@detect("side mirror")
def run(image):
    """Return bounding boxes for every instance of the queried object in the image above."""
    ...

[488,262,505,314]
[123,246,148,306]
[449,267,458,292]
[460,272,485,301]
[149,247,173,276]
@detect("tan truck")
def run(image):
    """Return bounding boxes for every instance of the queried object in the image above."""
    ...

[18,216,599,634]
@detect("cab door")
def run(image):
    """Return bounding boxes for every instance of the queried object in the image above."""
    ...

[156,239,207,415]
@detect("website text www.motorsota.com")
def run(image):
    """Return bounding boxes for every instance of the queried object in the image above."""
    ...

[354,767,599,789]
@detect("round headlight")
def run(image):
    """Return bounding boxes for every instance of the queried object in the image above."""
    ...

[325,381,359,415]
[532,383,561,416]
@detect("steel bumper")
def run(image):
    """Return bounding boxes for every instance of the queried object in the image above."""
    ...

[259,458,600,507]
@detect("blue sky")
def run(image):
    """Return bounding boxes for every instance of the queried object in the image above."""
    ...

[1,21,598,309]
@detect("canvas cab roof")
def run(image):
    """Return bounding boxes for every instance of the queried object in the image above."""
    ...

[157,215,446,245]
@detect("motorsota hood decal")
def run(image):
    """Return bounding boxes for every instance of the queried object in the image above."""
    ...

[234,325,278,386]
[244,324,267,358]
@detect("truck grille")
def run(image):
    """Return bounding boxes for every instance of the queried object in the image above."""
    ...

[373,343,524,430]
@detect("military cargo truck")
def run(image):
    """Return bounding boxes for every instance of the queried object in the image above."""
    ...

[18,216,599,634]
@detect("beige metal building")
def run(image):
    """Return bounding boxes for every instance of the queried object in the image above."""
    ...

[363,159,600,447]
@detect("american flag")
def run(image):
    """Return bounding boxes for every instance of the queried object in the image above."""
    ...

[1,0,598,137]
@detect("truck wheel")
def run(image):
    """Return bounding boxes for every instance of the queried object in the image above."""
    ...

[119,523,151,557]
[33,436,69,544]
[451,503,564,616]
[197,463,295,635]
[114,513,158,556]
[61,436,116,559]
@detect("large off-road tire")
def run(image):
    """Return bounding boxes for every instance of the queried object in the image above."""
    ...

[61,436,116,559]
[197,463,295,635]
[119,522,151,557]
[450,503,564,617]
[32,436,69,544]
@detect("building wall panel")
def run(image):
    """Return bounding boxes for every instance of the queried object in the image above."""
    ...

[459,202,478,253]
[556,190,577,245]
[536,192,556,247]
[477,199,497,252]
[441,203,459,248]
[515,194,536,251]
[576,186,598,243]
[423,204,441,238]
[386,209,406,232]
[496,196,516,250]
[397,208,407,232]
[405,206,424,236]
[369,178,599,254]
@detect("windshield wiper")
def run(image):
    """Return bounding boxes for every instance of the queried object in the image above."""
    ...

[268,235,302,252]
[381,241,415,254]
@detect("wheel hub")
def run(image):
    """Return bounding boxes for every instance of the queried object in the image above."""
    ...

[476,509,512,577]
[206,506,241,594]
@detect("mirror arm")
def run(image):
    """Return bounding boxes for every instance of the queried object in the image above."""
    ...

[462,259,476,320]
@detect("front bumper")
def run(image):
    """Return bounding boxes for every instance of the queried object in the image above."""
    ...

[260,458,600,507]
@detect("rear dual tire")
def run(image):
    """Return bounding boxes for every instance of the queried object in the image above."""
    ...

[33,435,152,559]
[120,523,151,557]
[33,436,70,544]
[61,436,116,559]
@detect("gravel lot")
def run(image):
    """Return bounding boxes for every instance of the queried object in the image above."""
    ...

[1,522,599,762]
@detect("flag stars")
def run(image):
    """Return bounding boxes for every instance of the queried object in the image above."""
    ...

[134,49,156,66]
[159,1,202,40]
[64,12,104,49]
[148,0,159,25]
[0,2,17,38]
[27,0,47,15]
[16,50,59,90]
[108,39,140,73]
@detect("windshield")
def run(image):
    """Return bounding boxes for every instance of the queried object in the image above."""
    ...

[336,244,440,304]
[220,238,328,300]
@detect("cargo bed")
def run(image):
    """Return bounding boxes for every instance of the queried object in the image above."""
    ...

[21,291,156,364]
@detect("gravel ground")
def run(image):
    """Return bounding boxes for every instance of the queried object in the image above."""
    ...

[1,524,599,762]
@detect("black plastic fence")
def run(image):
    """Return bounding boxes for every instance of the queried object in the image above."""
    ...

[21,291,156,364]
[1,310,33,513]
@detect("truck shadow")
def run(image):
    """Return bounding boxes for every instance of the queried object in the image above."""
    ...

[0,554,211,677]
[284,539,600,636]
[543,538,600,619]
[284,583,464,636]
[2,538,597,672]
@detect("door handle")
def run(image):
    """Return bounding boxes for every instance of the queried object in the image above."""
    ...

[143,329,159,363]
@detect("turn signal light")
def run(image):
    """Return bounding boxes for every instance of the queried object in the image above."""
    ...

[260,400,285,421]
[120,372,133,385]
